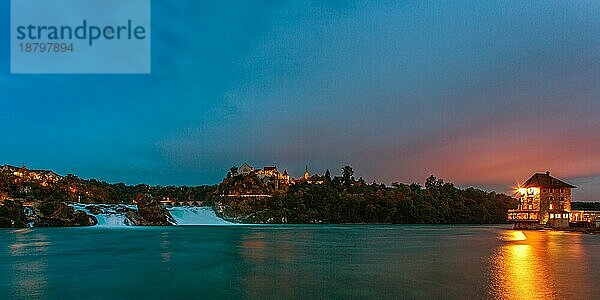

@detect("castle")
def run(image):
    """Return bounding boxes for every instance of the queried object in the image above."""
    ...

[230,163,323,189]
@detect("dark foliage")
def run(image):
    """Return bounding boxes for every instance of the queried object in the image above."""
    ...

[0,200,26,227]
[214,173,518,224]
[572,202,600,211]
[0,172,215,205]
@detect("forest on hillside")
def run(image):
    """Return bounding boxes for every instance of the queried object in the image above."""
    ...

[1,165,517,224]
[213,168,517,224]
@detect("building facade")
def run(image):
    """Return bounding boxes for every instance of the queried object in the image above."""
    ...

[233,163,324,190]
[508,171,576,229]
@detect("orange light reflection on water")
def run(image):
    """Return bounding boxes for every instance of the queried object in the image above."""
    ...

[490,231,565,299]
[9,229,49,299]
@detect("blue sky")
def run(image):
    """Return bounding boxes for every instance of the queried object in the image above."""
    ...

[1,1,600,200]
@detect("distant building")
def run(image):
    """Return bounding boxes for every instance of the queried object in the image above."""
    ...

[256,166,279,180]
[281,169,290,182]
[230,162,329,191]
[235,163,291,190]
[508,171,575,229]
[292,165,323,185]
[0,164,63,186]
[239,163,254,175]
[160,197,176,207]
[571,210,600,223]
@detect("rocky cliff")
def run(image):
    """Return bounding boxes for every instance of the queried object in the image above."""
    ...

[32,200,97,227]
[126,195,174,226]
[0,200,27,227]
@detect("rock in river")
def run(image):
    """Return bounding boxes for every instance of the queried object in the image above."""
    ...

[126,195,174,226]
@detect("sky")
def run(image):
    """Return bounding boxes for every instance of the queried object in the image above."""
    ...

[1,1,600,200]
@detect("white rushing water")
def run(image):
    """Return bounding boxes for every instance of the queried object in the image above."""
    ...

[167,206,233,225]
[93,213,132,227]
[71,204,232,227]
[71,204,134,227]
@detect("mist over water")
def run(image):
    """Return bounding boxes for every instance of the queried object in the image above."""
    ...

[1,225,600,299]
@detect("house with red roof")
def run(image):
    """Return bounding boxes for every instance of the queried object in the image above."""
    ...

[508,171,576,229]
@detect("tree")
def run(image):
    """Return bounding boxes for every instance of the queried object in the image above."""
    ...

[409,183,422,192]
[357,177,366,186]
[342,166,354,187]
[324,169,331,182]
[425,175,443,190]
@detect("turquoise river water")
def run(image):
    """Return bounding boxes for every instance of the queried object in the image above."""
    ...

[1,225,600,299]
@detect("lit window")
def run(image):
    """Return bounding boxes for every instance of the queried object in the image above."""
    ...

[550,214,554,218]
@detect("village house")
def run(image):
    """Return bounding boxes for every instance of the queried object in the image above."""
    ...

[1,164,63,186]
[238,163,254,175]
[508,171,576,229]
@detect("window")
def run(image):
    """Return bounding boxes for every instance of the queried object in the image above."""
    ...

[550,214,554,218]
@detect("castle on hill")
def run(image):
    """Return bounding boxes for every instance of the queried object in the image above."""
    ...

[229,162,324,190]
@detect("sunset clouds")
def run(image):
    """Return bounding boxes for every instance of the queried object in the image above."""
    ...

[2,1,599,199]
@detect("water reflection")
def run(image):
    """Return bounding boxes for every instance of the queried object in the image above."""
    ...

[240,231,294,263]
[2,226,599,299]
[238,230,298,298]
[160,231,171,265]
[8,229,49,299]
[489,230,597,299]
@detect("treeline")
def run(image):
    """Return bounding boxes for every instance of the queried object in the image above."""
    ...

[572,202,600,211]
[1,165,518,224]
[0,172,215,204]
[214,169,517,224]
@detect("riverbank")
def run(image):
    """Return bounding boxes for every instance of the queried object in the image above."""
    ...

[0,195,176,228]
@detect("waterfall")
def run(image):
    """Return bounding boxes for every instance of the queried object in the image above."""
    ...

[167,206,233,225]
[70,204,232,226]
[71,204,134,227]
[93,213,132,227]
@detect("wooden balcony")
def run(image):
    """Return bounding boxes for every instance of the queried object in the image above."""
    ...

[508,209,539,221]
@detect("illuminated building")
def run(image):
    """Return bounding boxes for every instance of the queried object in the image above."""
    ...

[239,163,254,176]
[0,164,62,186]
[508,171,575,229]
[232,163,323,189]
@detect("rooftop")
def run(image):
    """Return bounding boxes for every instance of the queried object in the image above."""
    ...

[522,172,576,189]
